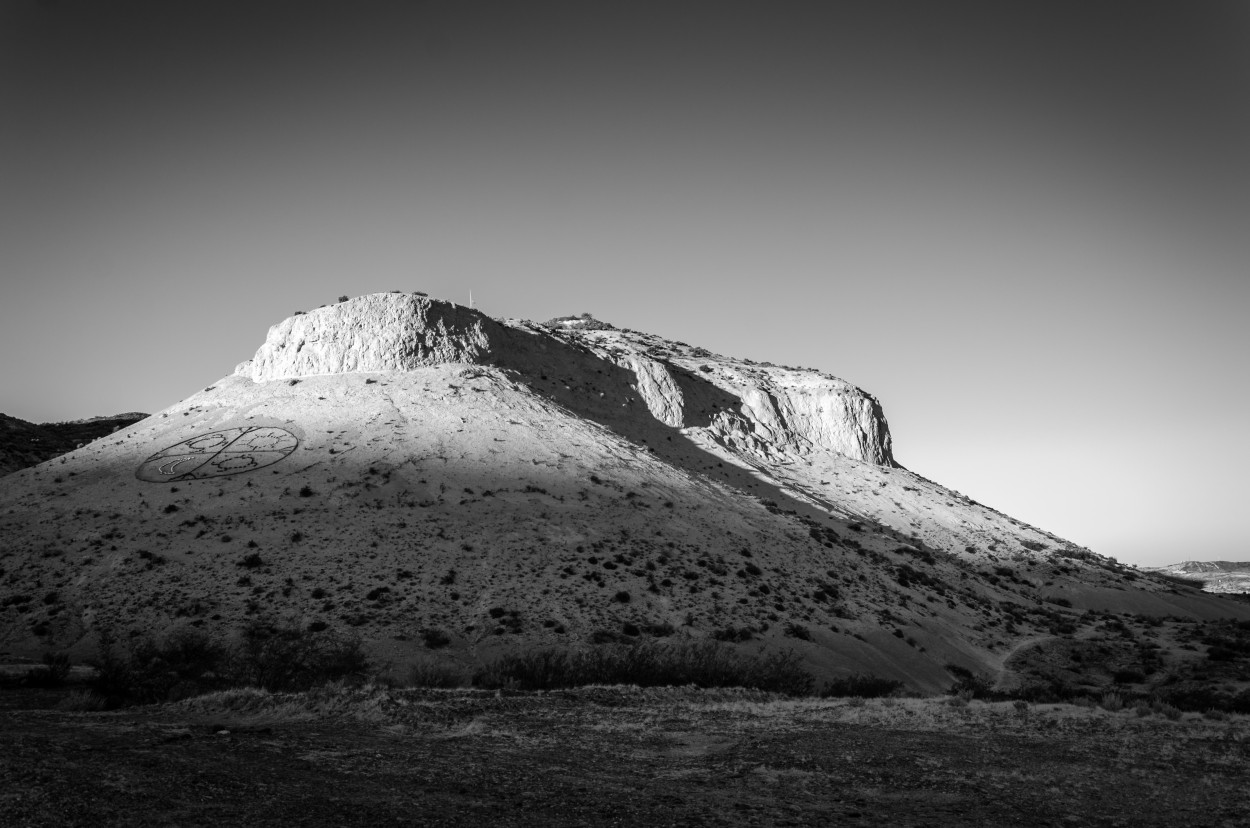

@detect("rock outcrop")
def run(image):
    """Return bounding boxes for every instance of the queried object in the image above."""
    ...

[233,292,896,467]
[734,385,892,465]
[573,334,894,466]
[236,294,505,381]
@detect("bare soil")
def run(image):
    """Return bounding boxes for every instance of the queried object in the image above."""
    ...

[2,685,1248,827]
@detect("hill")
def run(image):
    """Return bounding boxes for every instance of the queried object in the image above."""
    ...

[2,293,1246,695]
[1145,561,1250,594]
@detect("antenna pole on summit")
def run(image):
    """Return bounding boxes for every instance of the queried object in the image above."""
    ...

[469,290,474,309]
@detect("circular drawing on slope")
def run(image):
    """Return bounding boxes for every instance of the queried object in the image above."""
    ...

[136,426,299,482]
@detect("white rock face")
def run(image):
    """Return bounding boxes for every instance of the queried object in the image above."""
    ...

[715,384,892,465]
[619,355,687,428]
[580,335,895,467]
[236,294,501,381]
[233,292,893,467]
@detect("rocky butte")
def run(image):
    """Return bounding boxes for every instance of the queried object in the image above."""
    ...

[2,292,1246,691]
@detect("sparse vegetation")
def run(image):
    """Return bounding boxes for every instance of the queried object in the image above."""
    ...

[711,626,755,643]
[84,624,371,708]
[471,641,814,695]
[1151,571,1207,589]
[820,674,904,698]
[783,622,812,641]
[405,660,465,688]
[421,628,451,649]
[20,652,72,688]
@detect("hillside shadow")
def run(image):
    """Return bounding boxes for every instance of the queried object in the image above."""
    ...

[491,327,855,529]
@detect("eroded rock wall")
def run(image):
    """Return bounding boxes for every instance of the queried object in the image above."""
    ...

[582,337,894,467]
[233,293,894,467]
[730,384,894,465]
[236,294,502,381]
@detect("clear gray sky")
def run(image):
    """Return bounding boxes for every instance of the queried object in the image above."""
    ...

[3,1,1248,567]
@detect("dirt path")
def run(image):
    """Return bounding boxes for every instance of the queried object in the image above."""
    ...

[2,687,1247,827]
[992,634,1055,687]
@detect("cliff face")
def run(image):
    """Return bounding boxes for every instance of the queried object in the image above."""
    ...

[591,341,894,466]
[236,294,503,381]
[234,293,896,467]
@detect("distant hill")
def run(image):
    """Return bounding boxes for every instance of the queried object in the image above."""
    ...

[0,412,148,476]
[1145,561,1250,594]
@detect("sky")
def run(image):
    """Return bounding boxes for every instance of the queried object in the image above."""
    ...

[2,1,1248,568]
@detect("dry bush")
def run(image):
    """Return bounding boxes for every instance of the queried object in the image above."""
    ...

[820,674,903,699]
[472,641,814,696]
[407,660,467,689]
[87,623,372,708]
[1100,692,1125,712]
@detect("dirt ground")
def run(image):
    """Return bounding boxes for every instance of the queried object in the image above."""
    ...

[2,684,1248,828]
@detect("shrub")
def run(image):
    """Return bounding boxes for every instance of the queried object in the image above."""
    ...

[90,629,231,707]
[820,674,903,699]
[711,626,755,643]
[231,621,369,692]
[471,641,814,695]
[590,630,625,644]
[55,690,108,712]
[783,623,812,641]
[407,660,465,689]
[421,628,451,649]
[87,622,372,708]
[945,664,999,700]
[1100,692,1125,712]
[1152,700,1183,720]
[24,652,72,688]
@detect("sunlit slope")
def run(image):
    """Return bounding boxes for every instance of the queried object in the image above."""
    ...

[566,326,1250,615]
[0,367,978,689]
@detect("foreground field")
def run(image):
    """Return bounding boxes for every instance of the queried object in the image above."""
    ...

[2,685,1248,827]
